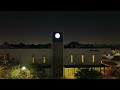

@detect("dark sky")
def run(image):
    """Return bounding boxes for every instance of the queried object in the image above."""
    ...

[0,11,120,44]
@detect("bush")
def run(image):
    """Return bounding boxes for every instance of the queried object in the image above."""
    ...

[74,69,103,79]
[29,64,47,79]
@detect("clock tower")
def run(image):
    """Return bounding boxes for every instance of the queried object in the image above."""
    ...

[52,32,63,78]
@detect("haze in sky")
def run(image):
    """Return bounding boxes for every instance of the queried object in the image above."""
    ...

[0,11,120,44]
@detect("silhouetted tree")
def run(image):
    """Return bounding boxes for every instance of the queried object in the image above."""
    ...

[67,42,80,48]
[19,43,26,48]
[2,42,9,48]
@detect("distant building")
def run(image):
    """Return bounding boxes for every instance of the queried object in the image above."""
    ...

[0,32,111,79]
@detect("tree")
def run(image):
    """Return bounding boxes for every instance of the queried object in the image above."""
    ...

[1,63,47,79]
[29,64,47,79]
[67,42,80,48]
[5,64,32,79]
[0,65,7,79]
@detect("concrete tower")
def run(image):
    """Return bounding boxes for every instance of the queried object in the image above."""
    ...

[52,32,63,78]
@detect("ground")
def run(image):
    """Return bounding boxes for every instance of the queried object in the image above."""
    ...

[102,75,116,79]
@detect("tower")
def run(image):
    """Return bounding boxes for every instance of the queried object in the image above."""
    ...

[52,32,63,78]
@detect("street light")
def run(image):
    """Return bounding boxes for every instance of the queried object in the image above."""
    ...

[18,66,26,79]
[21,66,26,70]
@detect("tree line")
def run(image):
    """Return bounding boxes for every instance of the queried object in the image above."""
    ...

[0,42,120,49]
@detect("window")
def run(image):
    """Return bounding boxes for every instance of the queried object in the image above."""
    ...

[70,55,73,63]
[92,55,95,63]
[43,57,46,63]
[82,55,84,63]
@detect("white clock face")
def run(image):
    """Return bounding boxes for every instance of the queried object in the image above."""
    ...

[55,33,60,39]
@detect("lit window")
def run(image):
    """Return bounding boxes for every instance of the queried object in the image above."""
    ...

[101,60,102,64]
[92,55,95,63]
[70,55,73,63]
[82,55,84,63]
[43,57,46,63]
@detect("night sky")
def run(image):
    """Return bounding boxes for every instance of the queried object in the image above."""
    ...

[0,11,120,44]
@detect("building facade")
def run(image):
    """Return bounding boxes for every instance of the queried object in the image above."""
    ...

[0,32,111,78]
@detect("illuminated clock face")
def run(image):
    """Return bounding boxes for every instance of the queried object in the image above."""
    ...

[55,33,60,39]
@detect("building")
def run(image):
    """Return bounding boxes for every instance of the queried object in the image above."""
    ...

[0,32,111,79]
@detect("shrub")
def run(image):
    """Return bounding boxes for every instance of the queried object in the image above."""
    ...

[74,69,103,79]
[29,64,47,79]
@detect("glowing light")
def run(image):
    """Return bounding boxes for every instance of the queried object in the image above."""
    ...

[92,55,95,63]
[70,55,73,63]
[43,57,46,63]
[21,66,26,70]
[64,68,76,79]
[64,68,79,79]
[55,33,60,39]
[82,55,84,63]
